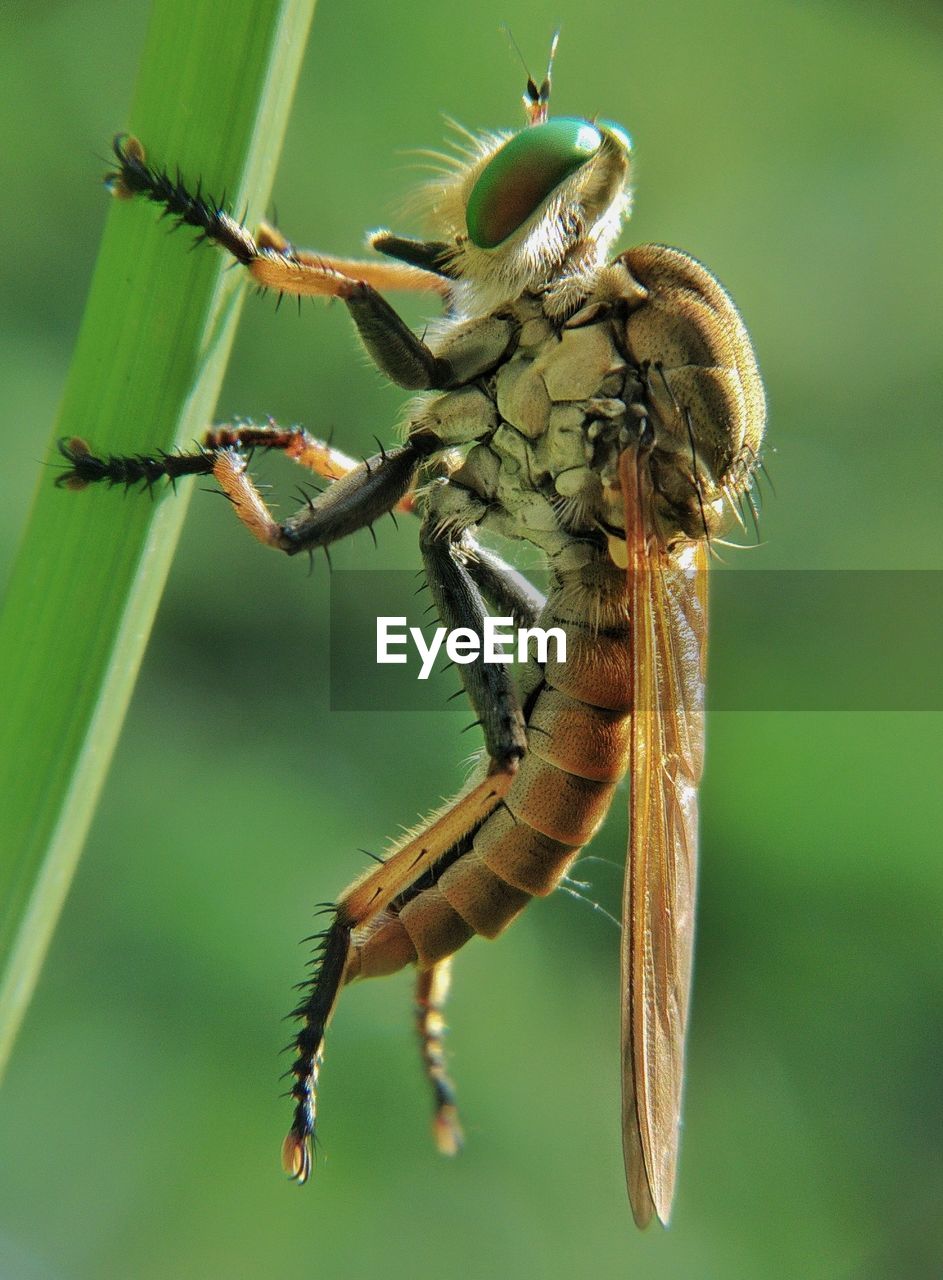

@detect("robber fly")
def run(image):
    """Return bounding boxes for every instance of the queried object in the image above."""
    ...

[59,39,765,1226]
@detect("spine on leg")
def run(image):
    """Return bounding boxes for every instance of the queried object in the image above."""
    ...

[107,134,258,265]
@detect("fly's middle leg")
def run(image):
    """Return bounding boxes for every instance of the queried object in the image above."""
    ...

[203,422,361,484]
[59,431,430,556]
[213,441,423,555]
[57,421,360,491]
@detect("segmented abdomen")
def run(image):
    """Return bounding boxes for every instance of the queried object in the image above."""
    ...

[345,601,631,981]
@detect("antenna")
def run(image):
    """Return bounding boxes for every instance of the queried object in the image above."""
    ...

[500,25,561,125]
[539,29,560,107]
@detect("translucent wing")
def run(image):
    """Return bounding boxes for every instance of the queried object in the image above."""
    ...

[619,448,709,1227]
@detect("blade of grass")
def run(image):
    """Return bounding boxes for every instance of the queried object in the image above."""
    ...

[0,0,317,1075]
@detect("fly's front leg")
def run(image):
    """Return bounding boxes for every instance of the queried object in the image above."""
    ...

[254,220,455,292]
[109,136,456,391]
[420,490,528,775]
[416,959,464,1156]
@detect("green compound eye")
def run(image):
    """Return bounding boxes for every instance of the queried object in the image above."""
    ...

[466,118,602,250]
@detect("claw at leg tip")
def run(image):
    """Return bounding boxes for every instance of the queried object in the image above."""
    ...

[281,1131,312,1183]
[434,1105,464,1157]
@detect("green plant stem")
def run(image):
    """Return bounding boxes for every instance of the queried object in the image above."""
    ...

[0,0,317,1076]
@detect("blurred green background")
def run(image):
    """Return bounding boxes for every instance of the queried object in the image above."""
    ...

[2,1,941,1277]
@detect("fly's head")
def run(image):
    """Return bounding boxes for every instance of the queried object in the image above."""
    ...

[372,70,633,314]
[435,117,631,307]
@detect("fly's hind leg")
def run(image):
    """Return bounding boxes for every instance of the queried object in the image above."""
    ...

[283,770,515,1181]
[463,542,546,630]
[282,916,352,1182]
[285,516,543,1175]
[416,958,464,1156]
[420,486,530,773]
